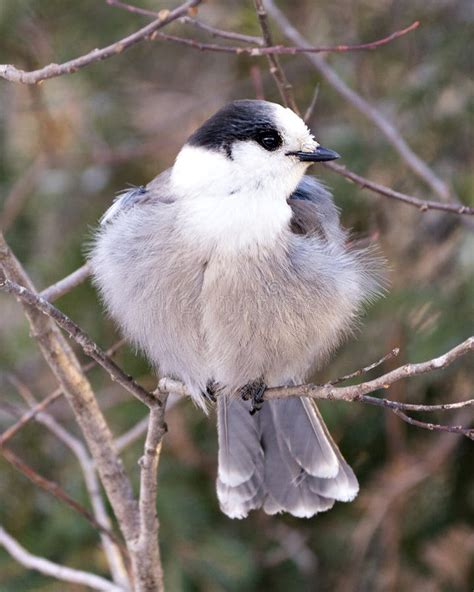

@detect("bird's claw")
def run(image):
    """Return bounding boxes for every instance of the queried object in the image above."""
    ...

[203,381,217,403]
[240,380,267,415]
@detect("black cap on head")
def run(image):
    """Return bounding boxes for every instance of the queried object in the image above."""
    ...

[187,100,280,157]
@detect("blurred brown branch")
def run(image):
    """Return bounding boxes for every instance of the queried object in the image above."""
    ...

[0,526,124,592]
[325,161,474,216]
[0,0,202,84]
[0,446,125,552]
[7,374,130,587]
[40,262,91,302]
[152,21,420,57]
[264,0,454,206]
[0,233,165,591]
[0,339,125,447]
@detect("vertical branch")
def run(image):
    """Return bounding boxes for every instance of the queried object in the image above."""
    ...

[0,234,141,575]
[253,0,300,114]
[131,395,169,592]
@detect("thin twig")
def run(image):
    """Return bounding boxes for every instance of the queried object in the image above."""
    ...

[303,83,320,123]
[8,375,130,588]
[264,0,453,204]
[0,0,202,84]
[151,21,419,58]
[180,16,264,45]
[253,0,300,114]
[325,161,474,216]
[159,338,474,439]
[326,347,400,385]
[0,526,124,592]
[0,339,126,447]
[40,262,91,302]
[106,0,264,44]
[0,447,125,551]
[0,278,158,408]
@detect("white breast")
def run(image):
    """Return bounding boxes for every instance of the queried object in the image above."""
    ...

[171,145,296,253]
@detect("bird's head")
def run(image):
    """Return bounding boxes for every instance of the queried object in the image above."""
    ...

[171,99,339,199]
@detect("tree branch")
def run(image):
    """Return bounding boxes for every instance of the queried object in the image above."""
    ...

[0,233,142,575]
[263,0,453,205]
[324,161,474,216]
[0,0,202,84]
[130,397,169,592]
[0,277,158,408]
[40,262,91,302]
[253,0,300,114]
[0,446,125,553]
[0,339,125,447]
[160,338,474,439]
[0,525,125,592]
[150,20,419,57]
[8,375,130,589]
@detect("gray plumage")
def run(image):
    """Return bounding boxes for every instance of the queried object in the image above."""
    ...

[90,100,384,519]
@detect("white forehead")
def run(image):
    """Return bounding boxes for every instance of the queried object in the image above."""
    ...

[270,103,317,150]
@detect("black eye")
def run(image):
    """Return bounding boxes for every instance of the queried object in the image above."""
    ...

[256,130,282,151]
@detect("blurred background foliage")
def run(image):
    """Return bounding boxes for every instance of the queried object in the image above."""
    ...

[0,1,473,590]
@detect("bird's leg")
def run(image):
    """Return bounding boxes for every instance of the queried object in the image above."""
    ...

[202,380,217,403]
[240,380,267,415]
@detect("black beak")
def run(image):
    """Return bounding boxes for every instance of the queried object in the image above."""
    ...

[287,146,340,162]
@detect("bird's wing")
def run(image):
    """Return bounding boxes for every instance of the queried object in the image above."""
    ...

[287,175,342,241]
[100,169,174,225]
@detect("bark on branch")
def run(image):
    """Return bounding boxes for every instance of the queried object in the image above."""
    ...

[0,0,202,84]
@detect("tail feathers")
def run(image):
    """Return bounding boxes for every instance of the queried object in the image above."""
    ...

[261,402,336,518]
[216,396,358,519]
[269,398,339,478]
[216,396,265,518]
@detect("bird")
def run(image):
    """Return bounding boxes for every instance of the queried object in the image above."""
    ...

[90,99,384,519]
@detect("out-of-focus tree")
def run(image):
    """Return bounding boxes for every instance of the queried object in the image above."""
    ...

[0,1,473,591]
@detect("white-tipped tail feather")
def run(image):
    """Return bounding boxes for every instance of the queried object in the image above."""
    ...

[216,396,358,519]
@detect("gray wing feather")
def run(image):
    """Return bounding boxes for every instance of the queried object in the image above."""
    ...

[100,170,173,225]
[288,176,344,242]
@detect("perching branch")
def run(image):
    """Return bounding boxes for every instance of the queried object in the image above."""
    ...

[0,526,125,592]
[131,397,169,592]
[0,0,202,84]
[2,274,471,439]
[159,337,474,440]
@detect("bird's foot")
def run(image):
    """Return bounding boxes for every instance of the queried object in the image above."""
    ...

[240,380,267,415]
[202,381,217,403]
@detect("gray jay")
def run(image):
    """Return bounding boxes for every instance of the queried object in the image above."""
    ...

[91,99,383,519]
